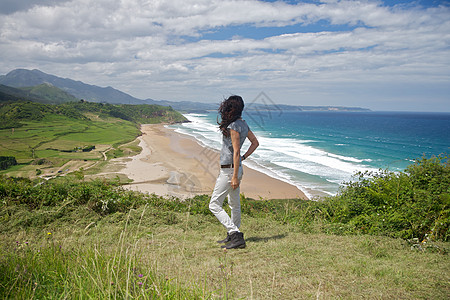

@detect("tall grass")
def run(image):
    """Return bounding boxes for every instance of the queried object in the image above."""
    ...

[0,155,448,298]
[0,208,207,299]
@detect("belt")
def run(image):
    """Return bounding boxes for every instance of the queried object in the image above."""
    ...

[221,164,234,168]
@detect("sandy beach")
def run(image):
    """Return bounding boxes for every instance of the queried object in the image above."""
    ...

[119,124,307,200]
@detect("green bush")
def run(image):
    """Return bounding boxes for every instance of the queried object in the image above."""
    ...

[0,156,17,170]
[0,155,448,242]
[0,118,23,129]
[0,176,208,221]
[318,155,449,241]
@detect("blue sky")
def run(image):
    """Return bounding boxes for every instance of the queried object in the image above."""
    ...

[0,0,449,111]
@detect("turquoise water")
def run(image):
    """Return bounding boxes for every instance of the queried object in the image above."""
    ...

[169,111,450,198]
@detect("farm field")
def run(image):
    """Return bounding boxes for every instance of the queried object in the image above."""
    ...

[0,113,141,179]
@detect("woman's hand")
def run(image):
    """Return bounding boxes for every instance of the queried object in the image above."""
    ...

[231,175,240,190]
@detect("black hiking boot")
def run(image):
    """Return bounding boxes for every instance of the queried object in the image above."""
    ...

[221,232,246,249]
[217,233,231,244]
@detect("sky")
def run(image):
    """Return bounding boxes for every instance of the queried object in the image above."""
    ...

[0,0,449,112]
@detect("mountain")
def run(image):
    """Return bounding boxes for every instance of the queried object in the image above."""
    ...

[0,69,220,111]
[146,99,218,112]
[0,84,45,103]
[245,103,371,112]
[19,83,80,104]
[0,69,148,105]
[0,83,79,104]
[0,69,371,112]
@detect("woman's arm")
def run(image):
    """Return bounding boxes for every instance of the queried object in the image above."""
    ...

[230,129,241,190]
[242,130,259,160]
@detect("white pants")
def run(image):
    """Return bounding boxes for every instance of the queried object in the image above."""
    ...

[209,167,243,233]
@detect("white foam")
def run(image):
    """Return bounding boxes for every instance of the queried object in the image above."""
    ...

[169,113,378,197]
[256,136,378,175]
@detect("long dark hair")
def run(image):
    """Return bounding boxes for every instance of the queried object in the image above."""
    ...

[217,95,245,136]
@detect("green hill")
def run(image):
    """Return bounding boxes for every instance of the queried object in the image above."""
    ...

[0,84,188,127]
[61,101,188,124]
[19,83,80,104]
[0,100,187,178]
[0,83,79,105]
[0,100,187,130]
[0,84,44,103]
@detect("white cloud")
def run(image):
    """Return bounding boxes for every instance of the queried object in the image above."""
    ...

[0,0,449,110]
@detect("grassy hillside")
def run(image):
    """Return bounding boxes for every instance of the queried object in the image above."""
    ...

[0,174,448,299]
[0,101,187,178]
[0,100,187,129]
[19,83,80,104]
[0,83,79,105]
[0,84,45,104]
[62,101,187,124]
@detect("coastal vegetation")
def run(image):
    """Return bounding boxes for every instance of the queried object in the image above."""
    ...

[0,80,447,298]
[317,154,449,242]
[0,155,448,299]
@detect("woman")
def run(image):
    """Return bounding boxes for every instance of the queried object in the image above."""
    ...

[209,95,259,249]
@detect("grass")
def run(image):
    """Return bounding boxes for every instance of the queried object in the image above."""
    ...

[0,114,141,178]
[0,211,206,299]
[0,115,139,158]
[144,214,448,299]
[1,181,448,299]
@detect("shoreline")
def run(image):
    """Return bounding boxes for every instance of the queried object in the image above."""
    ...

[118,124,308,200]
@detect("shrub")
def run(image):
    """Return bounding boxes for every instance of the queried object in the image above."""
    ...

[0,155,448,242]
[318,155,449,241]
[0,156,17,170]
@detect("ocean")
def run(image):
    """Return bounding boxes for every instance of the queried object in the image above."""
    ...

[168,111,450,198]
